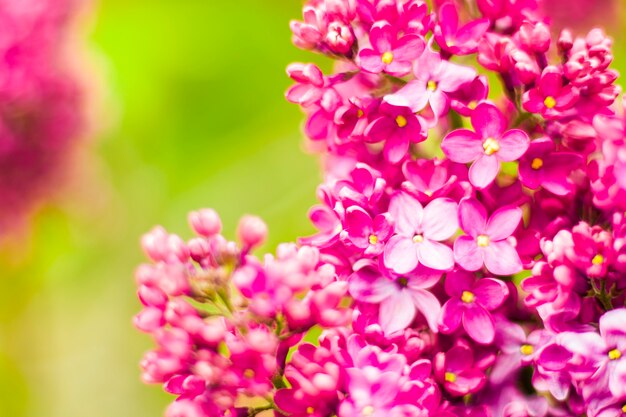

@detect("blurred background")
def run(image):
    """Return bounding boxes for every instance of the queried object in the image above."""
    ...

[0,1,623,416]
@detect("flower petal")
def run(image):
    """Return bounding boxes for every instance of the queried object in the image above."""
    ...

[422,198,459,241]
[485,206,522,241]
[358,48,385,74]
[384,130,410,163]
[473,278,509,310]
[469,154,499,189]
[497,129,530,161]
[410,288,441,332]
[453,236,483,272]
[389,191,423,236]
[384,235,419,274]
[418,239,455,271]
[348,266,397,304]
[380,291,416,335]
[441,129,483,163]
[439,298,463,334]
[483,240,523,275]
[457,198,487,236]
[463,304,495,344]
[384,80,429,112]
[471,102,506,139]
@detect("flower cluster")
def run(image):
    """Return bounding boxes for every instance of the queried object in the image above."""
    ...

[0,0,85,234]
[135,1,626,416]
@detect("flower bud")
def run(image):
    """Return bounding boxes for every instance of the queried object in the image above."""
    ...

[189,208,222,237]
[236,215,268,248]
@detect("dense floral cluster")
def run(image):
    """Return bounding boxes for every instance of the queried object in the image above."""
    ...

[135,1,626,416]
[0,0,84,232]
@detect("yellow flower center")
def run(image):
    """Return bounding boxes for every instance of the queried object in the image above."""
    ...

[368,234,379,245]
[544,96,557,109]
[397,277,409,288]
[483,138,500,155]
[412,234,424,243]
[381,51,394,65]
[609,349,622,360]
[444,372,457,383]
[621,404,626,413]
[357,109,364,118]
[468,100,478,110]
[362,406,375,416]
[520,344,534,356]
[461,290,475,303]
[306,406,315,414]
[476,235,490,247]
[531,158,544,170]
[243,369,255,378]
[395,115,408,128]
[427,80,438,91]
[592,254,604,265]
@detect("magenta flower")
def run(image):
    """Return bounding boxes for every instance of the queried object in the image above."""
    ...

[439,270,509,344]
[518,137,584,196]
[442,102,530,189]
[384,47,477,116]
[449,75,489,117]
[338,368,405,417]
[559,309,626,398]
[285,63,326,107]
[434,345,486,396]
[491,320,552,384]
[522,66,578,118]
[384,192,458,273]
[434,2,490,56]
[342,206,393,256]
[454,198,523,275]
[365,103,424,163]
[401,158,467,202]
[348,261,442,334]
[358,21,425,76]
[334,163,386,209]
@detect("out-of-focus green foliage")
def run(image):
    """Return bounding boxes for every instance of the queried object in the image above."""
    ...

[0,1,324,415]
[0,1,624,416]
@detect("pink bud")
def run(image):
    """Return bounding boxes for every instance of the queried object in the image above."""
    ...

[141,226,169,262]
[236,215,268,248]
[134,307,165,332]
[138,285,168,307]
[558,29,573,52]
[187,237,211,262]
[518,22,551,53]
[188,208,222,237]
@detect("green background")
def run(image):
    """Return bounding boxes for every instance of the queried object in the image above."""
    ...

[0,1,624,416]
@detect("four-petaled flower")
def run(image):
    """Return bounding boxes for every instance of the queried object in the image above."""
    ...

[441,102,530,188]
[384,192,458,273]
[454,198,523,275]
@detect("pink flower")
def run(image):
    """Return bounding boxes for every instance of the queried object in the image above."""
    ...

[518,137,584,196]
[348,261,442,334]
[358,21,425,76]
[342,206,393,256]
[559,309,626,398]
[434,2,490,56]
[454,198,523,275]
[401,158,467,203]
[384,192,458,273]
[439,270,509,344]
[384,47,477,116]
[286,63,326,107]
[449,76,489,117]
[365,103,424,163]
[441,102,530,189]
[522,66,578,118]
[434,345,487,396]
